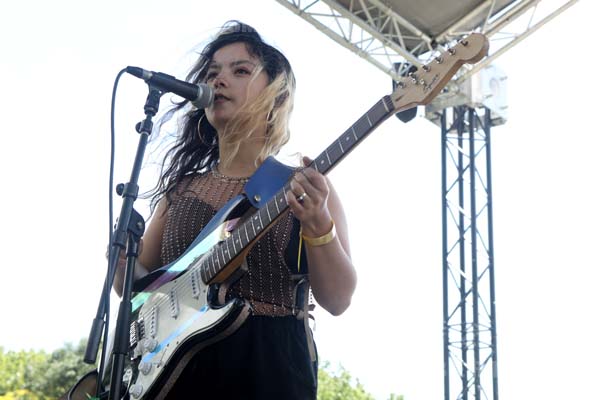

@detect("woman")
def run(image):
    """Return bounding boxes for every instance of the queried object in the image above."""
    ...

[117,21,356,399]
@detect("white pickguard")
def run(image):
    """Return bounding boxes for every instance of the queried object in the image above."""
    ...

[127,272,241,398]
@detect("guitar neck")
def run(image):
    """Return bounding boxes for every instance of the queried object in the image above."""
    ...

[309,95,395,175]
[199,95,395,284]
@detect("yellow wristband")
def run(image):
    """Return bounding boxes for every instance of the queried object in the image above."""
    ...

[301,220,336,247]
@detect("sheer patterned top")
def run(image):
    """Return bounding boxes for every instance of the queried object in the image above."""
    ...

[160,167,302,317]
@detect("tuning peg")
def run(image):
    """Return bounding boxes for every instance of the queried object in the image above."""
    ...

[435,56,443,64]
[409,72,418,83]
[460,39,469,46]
[422,65,431,72]
[448,48,456,55]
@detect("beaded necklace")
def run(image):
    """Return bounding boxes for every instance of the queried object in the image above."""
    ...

[210,164,251,183]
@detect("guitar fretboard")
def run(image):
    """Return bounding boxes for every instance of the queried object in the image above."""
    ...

[199,95,395,284]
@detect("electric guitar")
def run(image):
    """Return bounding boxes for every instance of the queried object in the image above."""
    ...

[68,32,489,400]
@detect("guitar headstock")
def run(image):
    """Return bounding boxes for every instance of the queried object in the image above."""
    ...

[391,32,489,112]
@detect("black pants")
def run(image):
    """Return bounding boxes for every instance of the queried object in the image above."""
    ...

[165,315,318,400]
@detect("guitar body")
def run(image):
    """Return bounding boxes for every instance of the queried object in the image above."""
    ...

[69,284,251,400]
[126,284,251,399]
[122,199,254,399]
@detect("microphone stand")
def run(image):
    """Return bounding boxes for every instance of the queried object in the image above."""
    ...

[84,86,162,399]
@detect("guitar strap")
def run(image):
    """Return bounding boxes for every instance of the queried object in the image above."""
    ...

[244,156,295,209]
[288,218,317,362]
[244,156,317,362]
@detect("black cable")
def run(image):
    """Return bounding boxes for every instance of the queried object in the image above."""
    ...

[97,68,128,396]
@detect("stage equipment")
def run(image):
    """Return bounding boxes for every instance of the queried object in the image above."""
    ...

[126,67,214,109]
[439,105,498,400]
[84,78,163,400]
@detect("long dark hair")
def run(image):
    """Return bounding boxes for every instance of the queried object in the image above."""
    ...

[148,21,295,213]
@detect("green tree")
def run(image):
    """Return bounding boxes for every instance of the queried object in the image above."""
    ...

[0,340,93,400]
[386,395,405,400]
[0,347,47,400]
[0,389,42,400]
[29,341,94,398]
[0,348,46,395]
[317,362,404,400]
[318,361,375,400]
[1,341,404,400]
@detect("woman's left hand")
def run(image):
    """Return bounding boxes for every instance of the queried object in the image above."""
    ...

[286,156,356,316]
[286,156,333,237]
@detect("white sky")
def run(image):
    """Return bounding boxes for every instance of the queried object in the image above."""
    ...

[1,1,598,399]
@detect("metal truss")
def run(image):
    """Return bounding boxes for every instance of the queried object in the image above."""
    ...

[441,106,498,400]
[276,0,427,77]
[275,0,579,83]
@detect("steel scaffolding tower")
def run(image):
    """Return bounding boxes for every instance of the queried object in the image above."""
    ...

[440,106,498,400]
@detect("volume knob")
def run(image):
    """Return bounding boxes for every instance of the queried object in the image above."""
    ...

[141,338,158,353]
[139,361,153,375]
[129,383,144,398]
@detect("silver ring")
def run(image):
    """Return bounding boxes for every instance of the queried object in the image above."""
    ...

[297,192,307,202]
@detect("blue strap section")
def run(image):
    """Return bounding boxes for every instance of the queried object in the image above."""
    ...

[244,156,296,208]
[244,157,307,276]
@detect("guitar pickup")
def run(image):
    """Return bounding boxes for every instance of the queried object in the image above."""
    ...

[190,269,201,299]
[149,306,157,338]
[169,288,180,318]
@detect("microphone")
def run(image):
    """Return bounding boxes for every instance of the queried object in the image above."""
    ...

[126,66,214,108]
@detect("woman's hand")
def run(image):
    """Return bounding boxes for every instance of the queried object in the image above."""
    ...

[286,156,333,237]
[285,156,356,316]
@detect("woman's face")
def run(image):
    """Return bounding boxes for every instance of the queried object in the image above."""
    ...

[204,42,269,132]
